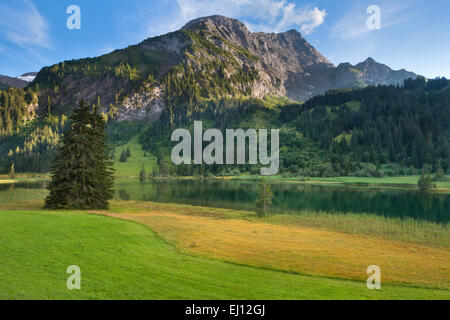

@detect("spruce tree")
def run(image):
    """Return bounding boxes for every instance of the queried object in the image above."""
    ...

[433,161,446,182]
[255,177,273,217]
[119,151,127,162]
[139,166,146,183]
[9,163,15,179]
[44,101,114,209]
[434,167,446,182]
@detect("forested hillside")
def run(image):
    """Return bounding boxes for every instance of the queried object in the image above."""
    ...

[136,77,450,178]
[279,78,450,177]
[0,78,449,176]
[0,88,68,173]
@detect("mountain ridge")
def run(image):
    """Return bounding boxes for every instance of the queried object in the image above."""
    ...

[26,15,418,121]
[0,75,28,89]
[0,72,38,90]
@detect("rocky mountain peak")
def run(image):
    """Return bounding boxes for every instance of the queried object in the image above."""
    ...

[27,15,421,121]
[355,57,391,74]
[182,15,250,34]
[178,15,335,100]
[364,57,376,64]
[285,29,302,35]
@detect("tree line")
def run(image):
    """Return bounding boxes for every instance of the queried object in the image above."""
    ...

[279,79,450,176]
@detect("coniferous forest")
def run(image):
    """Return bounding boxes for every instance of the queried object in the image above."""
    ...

[0,87,68,173]
[143,77,450,177]
[0,77,449,177]
[279,79,450,176]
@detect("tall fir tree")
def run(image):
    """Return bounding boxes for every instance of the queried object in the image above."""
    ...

[255,177,273,217]
[9,163,15,179]
[44,101,114,209]
[433,160,447,182]
[119,150,127,162]
[139,165,146,183]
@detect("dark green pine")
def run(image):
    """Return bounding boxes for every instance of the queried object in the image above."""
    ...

[44,101,115,210]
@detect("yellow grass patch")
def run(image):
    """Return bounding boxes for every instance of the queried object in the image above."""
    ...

[97,209,450,289]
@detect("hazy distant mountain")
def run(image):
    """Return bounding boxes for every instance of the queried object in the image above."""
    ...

[31,15,419,121]
[0,72,37,89]
[17,72,37,83]
[333,58,418,90]
[0,75,28,89]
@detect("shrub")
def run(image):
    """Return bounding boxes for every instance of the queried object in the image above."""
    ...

[119,151,127,162]
[418,171,433,192]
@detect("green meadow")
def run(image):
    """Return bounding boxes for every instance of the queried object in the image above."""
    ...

[113,134,157,177]
[1,142,449,300]
[1,209,449,300]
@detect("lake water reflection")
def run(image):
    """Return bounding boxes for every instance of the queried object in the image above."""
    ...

[115,179,450,223]
[1,179,448,223]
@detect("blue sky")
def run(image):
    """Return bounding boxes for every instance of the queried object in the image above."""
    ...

[0,0,449,78]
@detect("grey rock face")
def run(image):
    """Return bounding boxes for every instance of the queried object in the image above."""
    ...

[353,57,418,86]
[179,15,417,101]
[30,15,419,122]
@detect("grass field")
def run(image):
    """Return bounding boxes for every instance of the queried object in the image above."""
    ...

[105,200,450,247]
[0,181,449,299]
[113,135,157,177]
[96,201,450,289]
[0,174,48,184]
[1,209,449,300]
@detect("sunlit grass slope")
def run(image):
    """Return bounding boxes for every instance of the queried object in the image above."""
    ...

[98,205,450,290]
[1,210,449,300]
[113,135,157,177]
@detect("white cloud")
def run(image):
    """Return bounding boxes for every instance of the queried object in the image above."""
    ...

[279,6,326,34]
[0,0,52,50]
[159,0,326,35]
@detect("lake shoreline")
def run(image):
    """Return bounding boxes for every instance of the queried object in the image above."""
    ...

[0,178,48,185]
[136,174,450,193]
[2,173,449,193]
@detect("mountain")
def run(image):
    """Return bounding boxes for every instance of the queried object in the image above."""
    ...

[0,72,37,89]
[333,58,418,89]
[180,15,334,100]
[17,72,38,83]
[0,75,28,89]
[31,15,418,122]
[5,15,444,176]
